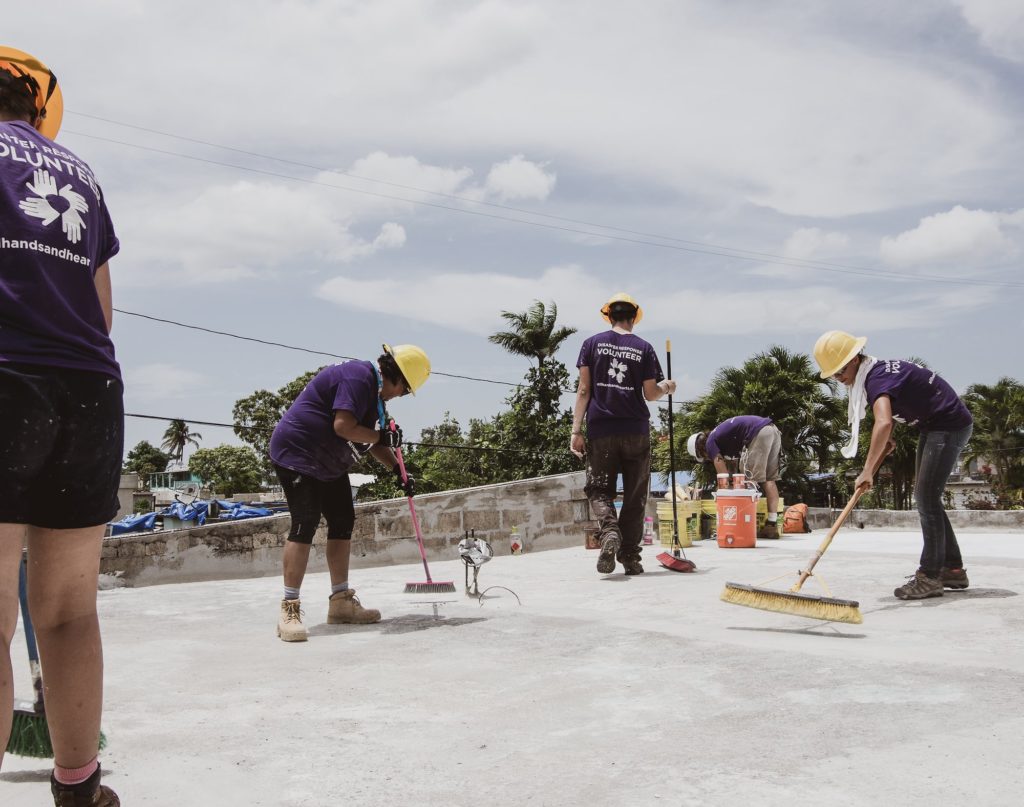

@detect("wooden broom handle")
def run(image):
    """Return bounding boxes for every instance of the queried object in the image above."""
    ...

[791,445,892,592]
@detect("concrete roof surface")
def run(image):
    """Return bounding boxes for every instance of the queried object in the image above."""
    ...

[3,528,1023,806]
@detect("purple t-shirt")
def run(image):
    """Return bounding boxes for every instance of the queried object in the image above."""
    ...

[0,121,120,380]
[865,360,972,433]
[705,416,773,460]
[576,330,663,439]
[270,361,381,480]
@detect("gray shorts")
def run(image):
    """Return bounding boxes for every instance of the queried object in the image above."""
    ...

[742,424,781,482]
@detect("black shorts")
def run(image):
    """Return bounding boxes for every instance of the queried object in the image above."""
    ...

[0,362,124,529]
[273,463,354,544]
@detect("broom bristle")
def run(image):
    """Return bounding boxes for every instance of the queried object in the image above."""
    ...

[720,582,863,624]
[656,551,696,573]
[404,581,457,594]
[5,705,108,758]
[6,708,52,758]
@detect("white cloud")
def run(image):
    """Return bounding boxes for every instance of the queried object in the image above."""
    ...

[954,0,1024,63]
[879,205,1024,267]
[348,151,478,202]
[316,263,998,337]
[124,363,207,401]
[783,228,850,261]
[485,155,556,201]
[317,264,594,335]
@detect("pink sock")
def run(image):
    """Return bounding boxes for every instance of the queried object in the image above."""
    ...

[53,757,98,786]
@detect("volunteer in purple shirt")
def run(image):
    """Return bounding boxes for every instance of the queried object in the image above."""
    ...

[815,330,973,601]
[571,293,675,576]
[686,416,783,539]
[0,48,121,805]
[269,344,429,642]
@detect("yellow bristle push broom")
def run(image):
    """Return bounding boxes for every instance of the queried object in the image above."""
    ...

[720,448,890,624]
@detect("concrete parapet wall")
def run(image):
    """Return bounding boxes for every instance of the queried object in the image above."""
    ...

[806,507,1024,532]
[102,471,593,586]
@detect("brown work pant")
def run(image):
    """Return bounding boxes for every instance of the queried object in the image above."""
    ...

[584,432,651,562]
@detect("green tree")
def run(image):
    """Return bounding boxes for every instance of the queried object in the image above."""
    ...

[188,445,265,496]
[161,419,203,461]
[122,441,171,488]
[487,363,578,480]
[963,377,1024,504]
[488,300,577,367]
[664,346,846,502]
[232,368,322,473]
[486,300,580,482]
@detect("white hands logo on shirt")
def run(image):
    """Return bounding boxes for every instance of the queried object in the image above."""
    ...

[18,168,89,244]
[608,358,627,383]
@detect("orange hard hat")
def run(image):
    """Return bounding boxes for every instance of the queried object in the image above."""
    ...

[0,46,63,139]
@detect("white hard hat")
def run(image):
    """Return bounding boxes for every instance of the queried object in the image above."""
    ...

[686,432,703,459]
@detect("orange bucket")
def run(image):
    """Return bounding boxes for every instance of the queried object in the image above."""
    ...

[714,489,759,548]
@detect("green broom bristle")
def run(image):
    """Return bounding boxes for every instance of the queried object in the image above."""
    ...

[6,706,107,759]
[404,581,457,594]
[721,582,863,624]
[6,708,52,758]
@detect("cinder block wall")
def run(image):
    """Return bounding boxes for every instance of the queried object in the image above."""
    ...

[805,507,1024,531]
[102,471,594,586]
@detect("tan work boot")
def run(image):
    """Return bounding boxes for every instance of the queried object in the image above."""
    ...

[277,598,308,642]
[327,589,381,624]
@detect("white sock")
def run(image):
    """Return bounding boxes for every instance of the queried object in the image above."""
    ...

[767,513,778,523]
[284,586,300,600]
[331,581,350,596]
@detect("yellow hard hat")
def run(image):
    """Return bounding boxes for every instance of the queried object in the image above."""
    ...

[0,46,63,139]
[601,292,643,324]
[383,343,431,394]
[813,330,867,378]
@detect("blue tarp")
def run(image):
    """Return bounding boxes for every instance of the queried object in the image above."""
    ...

[217,501,273,520]
[159,500,209,526]
[109,511,157,536]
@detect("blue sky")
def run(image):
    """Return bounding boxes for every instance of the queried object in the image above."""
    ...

[8,1,1024,462]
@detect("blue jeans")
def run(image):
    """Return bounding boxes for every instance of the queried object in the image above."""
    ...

[584,433,651,561]
[915,423,973,577]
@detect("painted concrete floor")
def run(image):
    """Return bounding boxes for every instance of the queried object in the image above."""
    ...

[3,527,1023,806]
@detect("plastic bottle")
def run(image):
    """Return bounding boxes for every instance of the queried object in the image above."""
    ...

[642,516,655,545]
[510,525,523,554]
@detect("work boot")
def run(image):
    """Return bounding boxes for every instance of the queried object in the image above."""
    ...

[596,535,619,574]
[941,567,970,590]
[894,570,944,600]
[51,765,119,806]
[757,522,779,540]
[621,558,644,576]
[277,598,308,641]
[327,589,381,624]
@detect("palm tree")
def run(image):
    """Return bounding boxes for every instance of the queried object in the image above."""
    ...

[488,300,577,367]
[962,377,1024,500]
[161,419,203,462]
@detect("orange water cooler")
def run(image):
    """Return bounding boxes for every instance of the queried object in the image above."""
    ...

[714,488,760,548]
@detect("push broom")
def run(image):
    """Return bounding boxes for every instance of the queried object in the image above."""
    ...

[657,339,696,573]
[391,420,455,594]
[720,447,892,623]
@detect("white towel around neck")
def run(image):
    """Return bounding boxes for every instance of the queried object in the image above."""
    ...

[841,355,878,458]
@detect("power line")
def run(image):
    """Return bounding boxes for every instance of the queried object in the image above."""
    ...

[63,125,1024,290]
[113,308,517,387]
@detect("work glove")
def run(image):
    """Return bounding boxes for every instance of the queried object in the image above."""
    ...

[393,464,416,497]
[377,424,403,448]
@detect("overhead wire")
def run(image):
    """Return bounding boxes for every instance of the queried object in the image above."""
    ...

[61,119,1024,289]
[68,110,1020,288]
